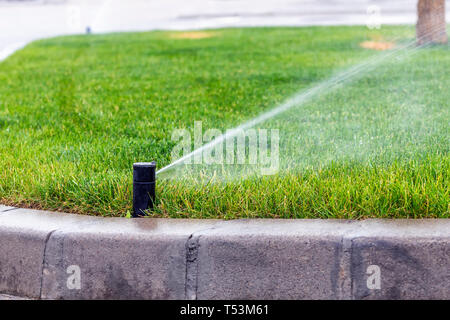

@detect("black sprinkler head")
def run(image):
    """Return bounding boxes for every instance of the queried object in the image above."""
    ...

[132,162,156,217]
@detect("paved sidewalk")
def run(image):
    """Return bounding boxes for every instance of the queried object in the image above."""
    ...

[1,0,450,61]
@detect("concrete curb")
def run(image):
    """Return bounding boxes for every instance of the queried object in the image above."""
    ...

[0,205,449,300]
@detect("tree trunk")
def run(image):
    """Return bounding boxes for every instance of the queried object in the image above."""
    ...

[416,0,447,45]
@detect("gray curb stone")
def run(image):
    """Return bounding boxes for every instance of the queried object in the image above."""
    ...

[348,220,450,300]
[193,220,357,300]
[0,207,449,300]
[0,208,96,298]
[40,216,219,300]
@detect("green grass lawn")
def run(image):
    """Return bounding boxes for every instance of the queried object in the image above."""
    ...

[0,26,448,218]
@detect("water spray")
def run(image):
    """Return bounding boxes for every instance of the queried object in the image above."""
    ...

[132,162,156,217]
[156,23,447,179]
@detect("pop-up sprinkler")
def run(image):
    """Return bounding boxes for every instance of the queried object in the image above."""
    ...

[132,162,156,217]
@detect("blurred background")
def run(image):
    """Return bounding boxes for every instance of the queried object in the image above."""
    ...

[1,0,449,60]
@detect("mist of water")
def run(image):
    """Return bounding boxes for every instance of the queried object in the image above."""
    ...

[157,24,449,182]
